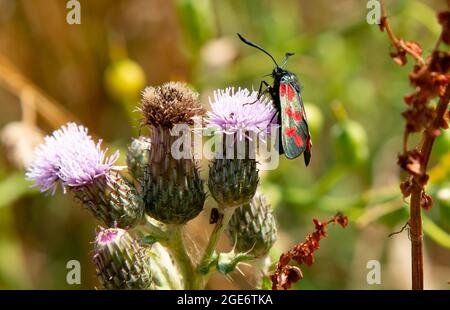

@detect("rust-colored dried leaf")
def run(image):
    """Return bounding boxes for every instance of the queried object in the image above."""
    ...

[404,41,423,57]
[420,191,433,210]
[398,150,423,176]
[390,49,407,66]
[379,16,387,32]
[442,111,450,129]
[404,94,415,105]
[270,213,348,290]
[400,180,412,198]
[438,11,450,45]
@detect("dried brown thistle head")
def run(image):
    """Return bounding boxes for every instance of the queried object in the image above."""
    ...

[140,82,206,128]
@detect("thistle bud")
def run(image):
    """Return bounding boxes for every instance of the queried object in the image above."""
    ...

[126,136,151,181]
[73,173,144,228]
[93,227,152,290]
[227,191,277,258]
[139,83,206,224]
[208,157,258,208]
[216,251,253,274]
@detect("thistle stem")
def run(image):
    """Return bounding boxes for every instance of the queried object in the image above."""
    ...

[165,224,197,289]
[142,216,168,241]
[254,256,272,288]
[197,207,235,286]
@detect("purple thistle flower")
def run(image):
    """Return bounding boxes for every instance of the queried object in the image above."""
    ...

[206,87,276,139]
[95,227,125,247]
[26,123,119,194]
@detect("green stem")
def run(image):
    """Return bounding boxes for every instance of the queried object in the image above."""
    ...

[197,207,235,286]
[141,216,168,241]
[254,255,272,289]
[165,225,197,290]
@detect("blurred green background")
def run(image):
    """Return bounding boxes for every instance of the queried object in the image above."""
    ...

[0,0,449,289]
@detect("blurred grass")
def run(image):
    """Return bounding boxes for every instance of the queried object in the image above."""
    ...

[0,0,448,289]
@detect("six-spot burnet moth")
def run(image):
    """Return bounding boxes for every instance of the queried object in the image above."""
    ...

[237,33,312,166]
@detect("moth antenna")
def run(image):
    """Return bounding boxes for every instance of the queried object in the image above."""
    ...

[237,33,279,67]
[281,52,295,68]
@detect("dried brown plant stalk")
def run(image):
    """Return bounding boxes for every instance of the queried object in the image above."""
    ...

[0,54,78,129]
[270,213,348,290]
[379,0,450,290]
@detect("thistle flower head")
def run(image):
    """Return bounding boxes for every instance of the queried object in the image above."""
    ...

[95,227,125,246]
[206,87,276,138]
[140,82,206,128]
[26,123,119,194]
[93,227,152,290]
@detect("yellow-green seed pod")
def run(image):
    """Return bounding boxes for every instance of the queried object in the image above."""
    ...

[104,58,146,102]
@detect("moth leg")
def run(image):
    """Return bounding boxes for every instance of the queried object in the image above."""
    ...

[244,80,271,105]
[257,80,271,99]
[256,109,280,138]
[268,109,279,124]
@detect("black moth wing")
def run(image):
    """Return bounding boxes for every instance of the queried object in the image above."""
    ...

[278,74,312,165]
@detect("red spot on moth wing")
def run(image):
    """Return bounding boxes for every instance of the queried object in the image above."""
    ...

[293,111,302,121]
[294,134,304,147]
[287,84,295,101]
[285,106,293,117]
[285,127,296,137]
[280,84,287,97]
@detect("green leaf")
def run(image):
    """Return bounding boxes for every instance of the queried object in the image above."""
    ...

[216,251,254,274]
[141,234,161,246]
[260,274,272,290]
[0,172,36,209]
[423,216,450,249]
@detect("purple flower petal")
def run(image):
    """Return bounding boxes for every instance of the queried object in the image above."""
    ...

[26,123,119,194]
[206,87,276,137]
